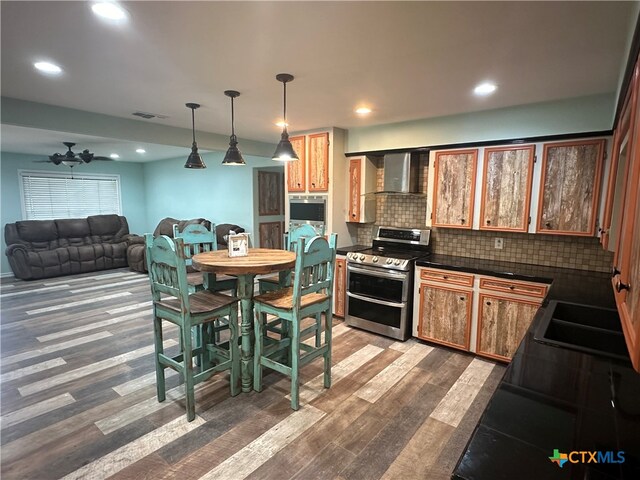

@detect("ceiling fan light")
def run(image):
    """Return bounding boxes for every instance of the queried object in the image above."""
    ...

[272,131,299,162]
[185,102,206,169]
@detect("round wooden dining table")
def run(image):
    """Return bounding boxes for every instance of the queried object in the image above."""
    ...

[192,248,296,392]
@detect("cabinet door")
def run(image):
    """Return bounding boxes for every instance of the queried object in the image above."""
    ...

[433,149,477,228]
[308,132,329,192]
[476,293,540,362]
[417,283,471,350]
[537,139,605,235]
[348,158,361,222]
[286,135,306,192]
[480,145,534,232]
[334,257,346,317]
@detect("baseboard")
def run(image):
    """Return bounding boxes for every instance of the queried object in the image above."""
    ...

[0,272,16,279]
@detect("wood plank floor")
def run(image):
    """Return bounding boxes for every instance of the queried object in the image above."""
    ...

[0,268,506,480]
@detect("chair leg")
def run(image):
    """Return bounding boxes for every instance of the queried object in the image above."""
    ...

[324,310,332,389]
[290,318,301,411]
[182,321,196,422]
[229,308,240,397]
[315,313,322,348]
[153,314,166,402]
[253,310,265,393]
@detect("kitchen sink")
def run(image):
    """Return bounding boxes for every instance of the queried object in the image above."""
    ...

[534,300,630,361]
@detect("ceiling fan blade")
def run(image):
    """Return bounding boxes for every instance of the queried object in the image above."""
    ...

[91,156,112,161]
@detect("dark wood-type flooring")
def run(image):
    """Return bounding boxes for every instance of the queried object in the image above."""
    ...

[0,268,506,480]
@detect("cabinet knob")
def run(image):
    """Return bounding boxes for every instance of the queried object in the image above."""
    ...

[460,218,465,224]
[616,281,630,293]
[297,183,301,187]
[545,222,552,228]
[486,301,492,306]
[443,275,448,279]
[459,296,465,301]
[509,285,515,290]
[486,219,491,225]
[312,183,316,187]
[612,266,621,278]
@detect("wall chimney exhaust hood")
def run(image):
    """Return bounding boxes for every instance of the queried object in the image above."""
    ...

[380,153,422,194]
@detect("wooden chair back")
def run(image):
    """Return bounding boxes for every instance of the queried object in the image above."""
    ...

[173,223,218,265]
[291,234,337,308]
[145,234,191,311]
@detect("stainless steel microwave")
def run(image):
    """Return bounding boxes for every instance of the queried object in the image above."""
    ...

[289,196,326,232]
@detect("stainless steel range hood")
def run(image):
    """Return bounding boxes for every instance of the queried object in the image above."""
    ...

[381,153,421,194]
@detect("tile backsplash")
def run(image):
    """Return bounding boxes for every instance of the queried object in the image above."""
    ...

[352,156,613,273]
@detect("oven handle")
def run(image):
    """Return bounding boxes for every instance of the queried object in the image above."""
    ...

[347,264,408,280]
[347,291,406,309]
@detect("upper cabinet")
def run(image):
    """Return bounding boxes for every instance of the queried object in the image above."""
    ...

[347,156,377,223]
[536,139,605,236]
[308,132,329,192]
[479,145,535,232]
[286,135,306,192]
[432,149,478,228]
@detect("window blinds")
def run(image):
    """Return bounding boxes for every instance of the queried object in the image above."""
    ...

[20,171,122,220]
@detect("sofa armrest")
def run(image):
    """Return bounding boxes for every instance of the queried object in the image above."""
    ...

[126,234,145,245]
[5,244,31,280]
[6,243,29,256]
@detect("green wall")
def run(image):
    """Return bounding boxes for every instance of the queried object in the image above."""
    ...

[346,93,616,153]
[0,151,147,275]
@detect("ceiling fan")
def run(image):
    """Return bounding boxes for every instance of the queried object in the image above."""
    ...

[37,142,113,168]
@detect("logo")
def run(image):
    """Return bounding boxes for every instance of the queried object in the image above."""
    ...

[549,449,568,468]
[549,449,625,468]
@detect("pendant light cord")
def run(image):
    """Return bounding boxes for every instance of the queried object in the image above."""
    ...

[283,81,288,133]
[191,107,196,145]
[231,96,236,139]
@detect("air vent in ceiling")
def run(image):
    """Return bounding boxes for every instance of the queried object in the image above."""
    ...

[132,111,169,120]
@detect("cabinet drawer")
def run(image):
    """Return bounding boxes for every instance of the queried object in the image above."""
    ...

[479,277,547,298]
[420,268,474,287]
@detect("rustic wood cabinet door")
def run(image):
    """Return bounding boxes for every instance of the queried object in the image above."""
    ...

[476,294,540,362]
[417,283,471,350]
[308,132,329,192]
[480,145,534,232]
[286,135,306,192]
[348,158,361,222]
[537,139,605,236]
[334,257,346,317]
[433,149,478,228]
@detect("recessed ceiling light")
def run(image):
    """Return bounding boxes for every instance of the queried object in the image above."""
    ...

[275,121,289,128]
[474,82,497,96]
[91,2,128,21]
[34,61,62,75]
[355,107,372,115]
[135,148,146,154]
[110,153,120,159]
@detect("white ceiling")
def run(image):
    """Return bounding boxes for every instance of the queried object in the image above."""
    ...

[1,1,636,158]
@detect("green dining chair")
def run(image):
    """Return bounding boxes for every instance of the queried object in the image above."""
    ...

[145,234,240,421]
[253,234,337,410]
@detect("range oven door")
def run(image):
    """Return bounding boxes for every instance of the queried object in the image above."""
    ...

[345,264,411,341]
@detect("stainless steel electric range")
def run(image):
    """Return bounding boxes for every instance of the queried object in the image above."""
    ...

[345,226,432,341]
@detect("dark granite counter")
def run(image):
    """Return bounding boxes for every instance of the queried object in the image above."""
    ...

[416,256,640,480]
[336,244,370,255]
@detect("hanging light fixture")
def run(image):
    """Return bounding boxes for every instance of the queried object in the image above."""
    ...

[272,73,299,162]
[184,102,206,169]
[222,90,246,166]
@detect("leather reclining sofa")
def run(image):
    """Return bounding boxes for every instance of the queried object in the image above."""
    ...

[4,214,132,280]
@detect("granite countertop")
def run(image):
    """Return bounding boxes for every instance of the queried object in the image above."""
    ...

[336,244,370,255]
[414,255,639,480]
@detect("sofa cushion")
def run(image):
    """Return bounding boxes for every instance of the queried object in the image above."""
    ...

[56,218,92,247]
[153,217,211,238]
[88,214,128,242]
[15,220,58,243]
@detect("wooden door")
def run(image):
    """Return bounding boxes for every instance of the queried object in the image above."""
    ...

[537,139,605,236]
[348,158,361,222]
[286,135,306,192]
[258,222,283,249]
[334,257,346,317]
[417,283,471,350]
[308,132,329,192]
[433,149,478,228]
[476,294,540,362]
[480,145,535,232]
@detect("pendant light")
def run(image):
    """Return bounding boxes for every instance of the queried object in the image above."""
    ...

[184,102,206,169]
[222,90,246,166]
[272,73,299,162]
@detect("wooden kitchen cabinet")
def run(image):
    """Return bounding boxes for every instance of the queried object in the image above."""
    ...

[537,139,605,236]
[334,256,346,317]
[347,156,377,223]
[480,145,535,232]
[417,269,473,351]
[286,135,306,192]
[476,293,541,362]
[308,132,329,192]
[432,149,478,228]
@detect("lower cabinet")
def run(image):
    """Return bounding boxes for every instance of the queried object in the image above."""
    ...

[414,266,548,362]
[334,255,346,317]
[417,283,472,350]
[476,293,541,362]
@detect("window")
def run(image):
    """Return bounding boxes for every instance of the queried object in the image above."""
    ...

[19,170,122,220]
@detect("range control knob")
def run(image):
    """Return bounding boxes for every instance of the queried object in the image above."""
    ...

[393,259,401,266]
[386,258,393,264]
[359,254,366,261]
[372,256,379,263]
